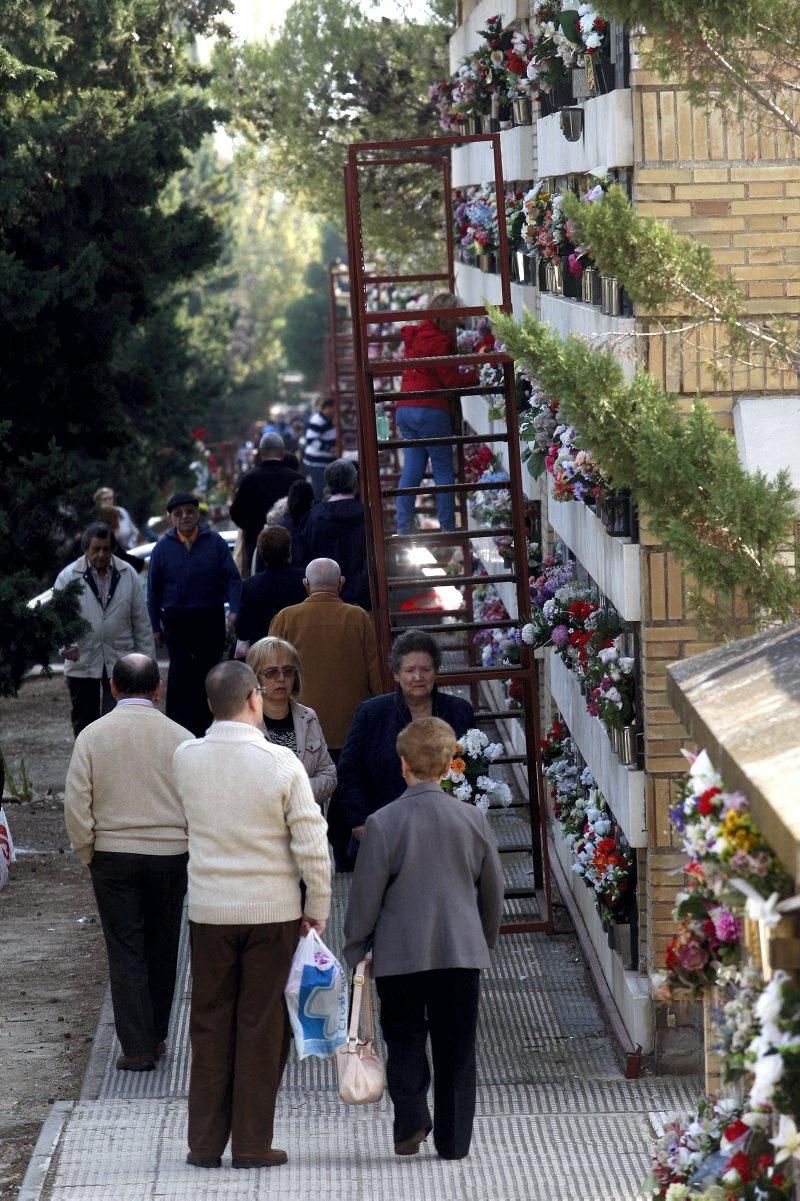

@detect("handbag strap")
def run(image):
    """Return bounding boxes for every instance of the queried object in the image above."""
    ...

[349,958,376,1043]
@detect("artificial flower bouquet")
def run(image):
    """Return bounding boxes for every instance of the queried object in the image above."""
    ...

[670,752,793,905]
[541,718,634,925]
[644,1099,794,1201]
[440,728,512,812]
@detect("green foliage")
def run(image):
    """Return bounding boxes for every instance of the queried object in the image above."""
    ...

[215,0,451,270]
[0,1,232,690]
[490,307,800,635]
[594,0,800,140]
[562,186,799,374]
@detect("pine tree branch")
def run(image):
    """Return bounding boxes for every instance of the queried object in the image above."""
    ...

[696,35,800,139]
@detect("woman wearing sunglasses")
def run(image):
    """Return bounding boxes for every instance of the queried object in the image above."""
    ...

[245,636,336,808]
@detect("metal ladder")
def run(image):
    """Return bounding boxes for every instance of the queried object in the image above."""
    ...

[342,133,552,934]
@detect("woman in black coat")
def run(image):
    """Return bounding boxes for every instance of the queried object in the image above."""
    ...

[234,526,305,649]
[336,629,474,857]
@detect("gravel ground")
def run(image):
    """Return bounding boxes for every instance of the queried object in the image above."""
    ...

[0,675,106,1199]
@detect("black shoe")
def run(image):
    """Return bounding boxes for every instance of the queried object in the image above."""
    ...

[186,1154,221,1168]
[394,1129,429,1156]
[116,1054,155,1072]
[231,1150,288,1169]
[154,1041,166,1061]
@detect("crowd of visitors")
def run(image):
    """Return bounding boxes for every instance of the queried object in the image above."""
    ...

[53,393,502,1169]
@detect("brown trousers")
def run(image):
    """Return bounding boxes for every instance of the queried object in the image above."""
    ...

[188,919,300,1159]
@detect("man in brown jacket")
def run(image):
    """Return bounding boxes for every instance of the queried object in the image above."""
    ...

[269,558,382,869]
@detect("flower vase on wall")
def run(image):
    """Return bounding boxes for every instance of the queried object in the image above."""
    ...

[601,489,633,537]
[582,266,602,306]
[512,96,533,126]
[619,724,638,766]
[563,262,581,300]
[537,254,549,291]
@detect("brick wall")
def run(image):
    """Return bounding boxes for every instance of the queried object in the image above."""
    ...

[630,49,800,983]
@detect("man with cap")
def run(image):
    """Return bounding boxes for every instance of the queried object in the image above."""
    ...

[230,433,305,576]
[147,492,241,736]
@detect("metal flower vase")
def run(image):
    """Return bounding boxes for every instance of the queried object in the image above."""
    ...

[601,489,633,537]
[477,252,497,273]
[582,266,602,306]
[512,96,533,126]
[481,113,499,134]
[608,724,622,755]
[601,275,622,316]
[546,260,564,295]
[466,115,482,136]
[619,724,638,766]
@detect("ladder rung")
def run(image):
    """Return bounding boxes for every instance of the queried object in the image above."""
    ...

[374,384,505,401]
[381,433,511,448]
[384,481,511,497]
[387,618,518,632]
[368,351,512,373]
[473,710,524,720]
[387,573,516,588]
[384,526,515,544]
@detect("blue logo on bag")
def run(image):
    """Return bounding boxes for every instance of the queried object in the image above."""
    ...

[298,963,348,1056]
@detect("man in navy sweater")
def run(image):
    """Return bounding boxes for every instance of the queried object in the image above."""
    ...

[147,493,242,736]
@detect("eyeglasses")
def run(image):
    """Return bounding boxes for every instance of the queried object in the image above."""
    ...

[257,666,298,681]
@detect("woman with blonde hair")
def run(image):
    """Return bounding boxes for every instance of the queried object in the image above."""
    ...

[245,636,336,808]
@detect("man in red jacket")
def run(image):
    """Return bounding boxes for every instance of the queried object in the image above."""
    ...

[396,293,476,536]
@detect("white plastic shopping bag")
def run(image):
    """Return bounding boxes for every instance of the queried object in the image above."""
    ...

[0,806,15,891]
[284,929,348,1059]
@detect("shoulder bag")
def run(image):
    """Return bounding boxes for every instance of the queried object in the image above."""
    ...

[335,958,385,1104]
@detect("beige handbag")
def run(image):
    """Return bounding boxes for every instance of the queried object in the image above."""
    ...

[336,958,385,1104]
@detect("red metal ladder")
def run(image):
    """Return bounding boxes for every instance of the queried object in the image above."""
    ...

[343,133,552,934]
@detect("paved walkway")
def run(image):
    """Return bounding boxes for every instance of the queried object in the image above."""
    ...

[21,869,699,1201]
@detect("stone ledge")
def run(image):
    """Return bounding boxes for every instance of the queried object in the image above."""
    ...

[549,651,647,848]
[546,474,642,622]
[551,815,654,1054]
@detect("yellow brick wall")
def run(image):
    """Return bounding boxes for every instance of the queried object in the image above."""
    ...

[630,58,800,980]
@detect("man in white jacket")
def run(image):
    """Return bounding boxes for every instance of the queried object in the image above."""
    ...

[173,659,331,1172]
[54,522,155,735]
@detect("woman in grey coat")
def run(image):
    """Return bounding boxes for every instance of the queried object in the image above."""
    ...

[343,716,503,1161]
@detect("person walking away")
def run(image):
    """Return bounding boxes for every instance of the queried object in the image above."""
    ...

[295,458,371,609]
[173,660,330,1170]
[147,492,241,737]
[343,716,503,1160]
[269,557,382,869]
[279,479,315,566]
[336,628,473,860]
[230,433,304,576]
[395,293,477,536]
[54,522,156,736]
[234,527,306,655]
[64,654,192,1071]
[302,397,337,500]
[93,486,139,549]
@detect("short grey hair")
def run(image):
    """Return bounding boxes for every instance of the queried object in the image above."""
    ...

[305,558,342,589]
[260,432,285,457]
[324,458,357,495]
[388,629,441,675]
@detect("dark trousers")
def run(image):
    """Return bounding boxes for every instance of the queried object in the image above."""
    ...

[188,919,299,1160]
[376,968,481,1160]
[66,670,113,737]
[325,748,356,872]
[90,851,188,1057]
[163,608,225,737]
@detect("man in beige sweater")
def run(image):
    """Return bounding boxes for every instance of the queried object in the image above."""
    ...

[173,659,331,1172]
[64,653,192,1072]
